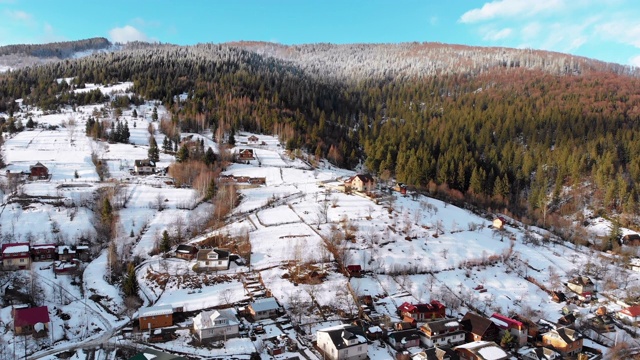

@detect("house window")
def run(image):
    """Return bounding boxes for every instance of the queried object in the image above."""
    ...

[358,346,362,351]
[218,261,222,265]
[19,258,24,263]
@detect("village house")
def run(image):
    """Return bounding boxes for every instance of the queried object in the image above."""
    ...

[398,300,446,321]
[454,341,509,360]
[489,313,528,346]
[57,245,77,262]
[460,312,500,343]
[247,135,259,144]
[316,324,368,360]
[138,305,174,331]
[629,258,640,272]
[492,216,506,230]
[411,347,458,360]
[387,329,422,351]
[134,159,156,175]
[196,248,230,271]
[2,243,31,270]
[418,318,466,348]
[344,174,376,192]
[129,348,188,360]
[175,244,198,260]
[518,346,561,360]
[617,305,640,324]
[237,148,255,161]
[541,327,583,358]
[566,276,595,300]
[621,233,640,246]
[53,259,81,275]
[345,264,362,278]
[13,305,50,337]
[29,162,49,179]
[31,244,56,261]
[248,297,280,320]
[193,308,239,342]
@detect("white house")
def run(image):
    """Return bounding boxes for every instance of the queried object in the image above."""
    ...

[193,308,239,342]
[419,318,466,348]
[316,324,368,360]
[248,297,280,320]
[618,305,640,323]
[134,159,156,175]
[196,249,230,271]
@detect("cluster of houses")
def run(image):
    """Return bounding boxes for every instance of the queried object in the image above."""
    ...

[1,242,89,274]
[173,244,235,271]
[312,299,596,360]
[137,296,282,344]
[6,161,51,181]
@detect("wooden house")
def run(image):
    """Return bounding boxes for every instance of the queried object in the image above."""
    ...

[247,135,259,144]
[2,243,31,270]
[346,264,362,277]
[418,318,466,348]
[460,312,500,343]
[387,329,421,351]
[31,244,56,261]
[621,233,640,246]
[175,244,198,260]
[138,305,173,331]
[13,306,50,337]
[489,313,528,346]
[29,162,49,179]
[398,300,446,321]
[566,276,594,300]
[542,327,583,358]
[57,245,77,262]
[237,149,255,161]
[492,216,506,230]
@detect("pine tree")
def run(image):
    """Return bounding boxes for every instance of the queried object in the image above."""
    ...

[176,144,190,163]
[148,136,160,162]
[132,109,138,118]
[152,106,158,121]
[205,147,216,165]
[122,262,138,296]
[205,178,217,201]
[228,128,236,145]
[122,121,130,143]
[160,230,171,253]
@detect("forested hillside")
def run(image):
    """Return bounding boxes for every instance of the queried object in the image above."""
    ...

[1,41,640,239]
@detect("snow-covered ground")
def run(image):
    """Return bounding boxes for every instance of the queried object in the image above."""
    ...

[1,85,638,359]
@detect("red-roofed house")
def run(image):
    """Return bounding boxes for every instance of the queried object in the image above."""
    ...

[493,216,507,230]
[490,313,528,346]
[31,244,56,261]
[13,306,50,336]
[398,300,446,321]
[2,243,31,270]
[344,174,376,193]
[345,265,362,278]
[618,305,640,324]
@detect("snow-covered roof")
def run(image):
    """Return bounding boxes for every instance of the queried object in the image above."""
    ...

[250,297,279,312]
[139,305,173,318]
[455,341,508,360]
[3,245,29,254]
[193,308,238,330]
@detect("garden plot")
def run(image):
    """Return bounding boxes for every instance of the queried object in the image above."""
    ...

[250,223,325,268]
[256,205,301,226]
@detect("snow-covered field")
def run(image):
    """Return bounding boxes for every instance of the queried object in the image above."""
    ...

[1,84,637,359]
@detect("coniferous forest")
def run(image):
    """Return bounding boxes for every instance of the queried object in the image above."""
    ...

[2,41,640,240]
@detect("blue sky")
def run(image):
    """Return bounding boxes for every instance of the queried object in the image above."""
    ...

[2,0,640,66]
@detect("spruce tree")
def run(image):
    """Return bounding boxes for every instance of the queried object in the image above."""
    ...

[160,230,171,253]
[122,262,138,296]
[176,144,190,163]
[148,136,160,162]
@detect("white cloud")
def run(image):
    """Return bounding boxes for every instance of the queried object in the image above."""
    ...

[460,0,565,23]
[521,22,541,40]
[629,55,640,67]
[597,20,640,48]
[108,25,150,43]
[4,9,32,22]
[482,28,512,41]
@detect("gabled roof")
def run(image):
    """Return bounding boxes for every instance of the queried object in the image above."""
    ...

[14,306,50,327]
[420,318,460,333]
[461,312,498,337]
[176,244,198,254]
[490,313,523,330]
[568,276,593,286]
[345,174,375,184]
[30,162,48,170]
[196,248,229,261]
[454,341,508,360]
[398,300,445,314]
[620,305,640,317]
[139,305,173,318]
[250,297,279,312]
[193,308,238,330]
[318,324,367,350]
[2,243,30,255]
[388,329,421,342]
[134,159,155,167]
[543,327,580,344]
